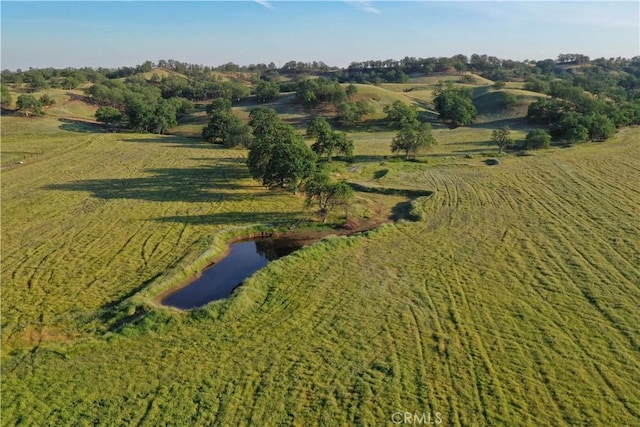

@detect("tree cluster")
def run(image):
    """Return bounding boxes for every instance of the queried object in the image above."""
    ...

[201,99,252,147]
[1,85,12,107]
[335,67,409,85]
[303,170,353,223]
[14,94,56,116]
[247,114,316,194]
[1,67,98,91]
[295,77,347,109]
[433,83,477,127]
[336,100,373,127]
[525,79,637,143]
[255,81,280,103]
[383,101,418,128]
[16,94,44,116]
[156,75,249,102]
[89,77,191,134]
[244,110,354,222]
[307,117,354,161]
[391,122,436,160]
[383,101,437,159]
[4,54,639,91]
[523,129,551,150]
[280,60,335,72]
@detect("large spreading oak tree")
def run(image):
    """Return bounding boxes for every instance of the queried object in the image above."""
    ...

[391,122,436,160]
[248,121,316,194]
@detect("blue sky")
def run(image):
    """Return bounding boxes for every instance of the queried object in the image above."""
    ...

[1,1,638,70]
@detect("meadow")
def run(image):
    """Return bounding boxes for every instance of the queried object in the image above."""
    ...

[1,78,639,425]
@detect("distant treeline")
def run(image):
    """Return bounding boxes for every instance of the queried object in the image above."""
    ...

[3,54,640,87]
[3,53,640,141]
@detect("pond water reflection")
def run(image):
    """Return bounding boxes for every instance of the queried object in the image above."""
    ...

[161,238,303,310]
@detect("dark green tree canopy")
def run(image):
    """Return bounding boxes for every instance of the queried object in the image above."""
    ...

[202,110,242,144]
[391,122,436,160]
[95,106,123,126]
[306,116,332,138]
[247,121,316,193]
[255,81,280,103]
[124,93,155,132]
[295,77,347,108]
[584,113,616,142]
[205,97,232,114]
[225,123,253,148]
[1,85,12,107]
[383,100,418,128]
[502,93,519,110]
[16,94,43,116]
[312,130,354,162]
[527,98,571,125]
[433,84,477,127]
[523,77,551,94]
[336,100,372,127]
[524,129,551,150]
[306,116,354,161]
[248,107,280,138]
[304,169,354,223]
[550,112,615,143]
[346,84,358,98]
[149,99,178,135]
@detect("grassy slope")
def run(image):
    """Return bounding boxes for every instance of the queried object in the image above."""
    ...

[5,88,97,120]
[473,89,547,123]
[2,93,640,425]
[139,68,189,80]
[172,75,527,138]
[0,116,100,167]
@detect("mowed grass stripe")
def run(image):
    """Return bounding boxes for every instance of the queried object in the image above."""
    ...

[1,131,309,347]
[1,116,639,425]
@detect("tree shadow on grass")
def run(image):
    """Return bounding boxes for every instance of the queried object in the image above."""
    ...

[58,118,102,133]
[121,136,226,151]
[43,159,266,203]
[349,182,432,199]
[468,117,531,130]
[416,110,440,124]
[156,210,307,226]
[336,118,389,133]
[373,169,389,179]
[348,183,432,222]
[451,146,496,155]
[349,154,387,163]
[391,200,416,221]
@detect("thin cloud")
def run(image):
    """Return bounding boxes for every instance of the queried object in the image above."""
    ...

[347,1,382,15]
[255,0,275,10]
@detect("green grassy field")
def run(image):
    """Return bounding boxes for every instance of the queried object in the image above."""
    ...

[2,86,639,425]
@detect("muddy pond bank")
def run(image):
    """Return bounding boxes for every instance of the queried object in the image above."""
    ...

[156,187,433,310]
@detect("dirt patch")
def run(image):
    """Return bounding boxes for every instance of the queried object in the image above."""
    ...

[9,326,79,348]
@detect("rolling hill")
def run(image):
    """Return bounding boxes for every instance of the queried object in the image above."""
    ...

[1,66,639,426]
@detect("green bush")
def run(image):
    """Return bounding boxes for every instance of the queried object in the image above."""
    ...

[524,129,551,149]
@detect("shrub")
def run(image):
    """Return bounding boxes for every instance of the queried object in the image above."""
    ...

[524,129,551,149]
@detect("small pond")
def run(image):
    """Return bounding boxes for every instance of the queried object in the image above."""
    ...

[161,238,304,310]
